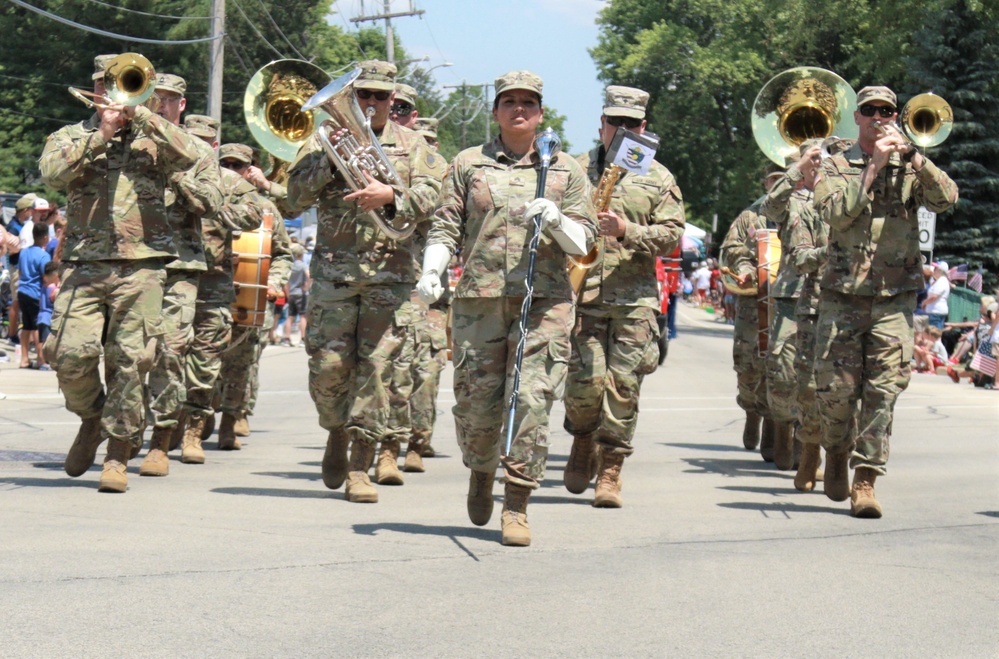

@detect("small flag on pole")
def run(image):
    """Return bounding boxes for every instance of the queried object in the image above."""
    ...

[948,263,968,283]
[606,127,660,176]
[970,339,997,377]
[968,268,983,293]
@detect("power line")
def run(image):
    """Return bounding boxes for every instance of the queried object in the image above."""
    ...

[334,5,368,59]
[79,0,212,20]
[0,73,74,88]
[8,0,222,44]
[0,107,74,125]
[230,0,285,60]
[253,0,306,60]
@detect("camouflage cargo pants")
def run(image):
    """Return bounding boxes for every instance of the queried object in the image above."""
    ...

[304,280,411,446]
[410,306,449,447]
[815,290,916,475]
[149,271,199,428]
[385,299,424,445]
[563,305,660,455]
[766,296,799,423]
[733,296,768,416]
[185,305,232,418]
[794,313,821,445]
[451,296,572,489]
[218,322,260,417]
[43,260,166,447]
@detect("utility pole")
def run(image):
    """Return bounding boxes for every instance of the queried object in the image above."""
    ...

[207,0,225,139]
[444,81,491,148]
[352,1,425,65]
[481,82,493,144]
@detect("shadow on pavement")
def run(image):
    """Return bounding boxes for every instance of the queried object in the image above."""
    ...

[0,476,98,489]
[212,486,337,499]
[253,471,322,482]
[663,442,748,453]
[682,456,788,478]
[718,501,849,516]
[976,511,999,519]
[352,522,498,560]
[716,484,801,496]
[531,494,591,506]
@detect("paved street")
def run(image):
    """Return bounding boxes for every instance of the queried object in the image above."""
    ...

[1,303,996,657]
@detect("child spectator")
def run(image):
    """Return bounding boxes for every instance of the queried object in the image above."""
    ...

[913,325,948,373]
[17,222,51,368]
[35,261,59,371]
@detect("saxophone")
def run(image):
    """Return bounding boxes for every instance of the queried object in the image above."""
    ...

[567,163,622,295]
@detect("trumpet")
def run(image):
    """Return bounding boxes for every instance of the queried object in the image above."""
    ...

[874,93,953,148]
[68,53,157,111]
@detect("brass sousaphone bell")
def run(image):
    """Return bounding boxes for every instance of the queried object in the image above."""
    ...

[751,67,858,166]
[244,59,333,168]
[68,53,157,111]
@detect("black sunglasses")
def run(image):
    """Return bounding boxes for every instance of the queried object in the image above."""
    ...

[606,115,643,129]
[356,89,391,101]
[220,160,247,170]
[391,103,414,116]
[859,105,896,118]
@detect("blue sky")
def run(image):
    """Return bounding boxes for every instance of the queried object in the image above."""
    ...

[330,0,607,151]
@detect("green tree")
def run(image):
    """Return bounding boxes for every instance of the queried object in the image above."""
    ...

[905,0,999,286]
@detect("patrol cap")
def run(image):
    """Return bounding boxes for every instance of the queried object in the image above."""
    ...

[394,83,417,106]
[784,137,823,166]
[154,73,187,96]
[219,143,254,164]
[355,60,397,91]
[603,85,649,120]
[185,114,219,139]
[857,85,897,108]
[92,54,118,80]
[14,193,37,211]
[414,117,438,140]
[494,70,543,100]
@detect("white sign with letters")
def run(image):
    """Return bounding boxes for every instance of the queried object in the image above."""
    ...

[918,207,936,251]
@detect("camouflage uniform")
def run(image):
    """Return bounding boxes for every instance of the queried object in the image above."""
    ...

[427,134,597,488]
[814,139,958,473]
[564,139,684,456]
[40,88,199,448]
[720,198,770,418]
[287,98,445,450]
[184,127,269,419]
[760,170,810,425]
[148,92,224,430]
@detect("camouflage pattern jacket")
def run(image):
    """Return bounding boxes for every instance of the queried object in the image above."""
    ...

[760,169,812,299]
[39,105,199,262]
[720,195,768,286]
[286,121,446,284]
[575,146,684,312]
[814,141,958,296]
[198,169,272,304]
[165,134,224,271]
[789,200,829,317]
[427,137,597,300]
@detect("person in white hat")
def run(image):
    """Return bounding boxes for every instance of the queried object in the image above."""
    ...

[922,261,950,328]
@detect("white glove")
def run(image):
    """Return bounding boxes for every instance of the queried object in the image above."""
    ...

[417,242,452,304]
[523,197,589,256]
[524,197,563,232]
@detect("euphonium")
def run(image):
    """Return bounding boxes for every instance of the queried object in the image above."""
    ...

[567,164,620,295]
[68,53,157,111]
[302,68,413,241]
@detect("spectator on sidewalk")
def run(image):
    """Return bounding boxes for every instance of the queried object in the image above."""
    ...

[35,261,59,371]
[913,325,947,373]
[17,222,51,368]
[922,261,950,328]
[282,244,310,347]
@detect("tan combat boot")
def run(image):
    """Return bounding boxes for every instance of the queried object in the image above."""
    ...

[345,441,378,503]
[180,415,207,464]
[168,412,188,452]
[742,411,762,450]
[200,413,216,440]
[467,470,495,526]
[773,422,795,471]
[593,450,625,508]
[139,426,172,477]
[321,427,349,490]
[419,444,436,458]
[217,412,242,451]
[564,435,597,494]
[233,414,250,437]
[794,443,822,492]
[98,438,131,493]
[501,483,532,547]
[375,440,404,485]
[823,450,851,502]
[760,417,776,462]
[64,416,104,477]
[850,467,883,518]
[403,441,426,473]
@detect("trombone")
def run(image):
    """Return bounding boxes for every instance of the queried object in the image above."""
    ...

[68,53,157,111]
[875,93,953,148]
